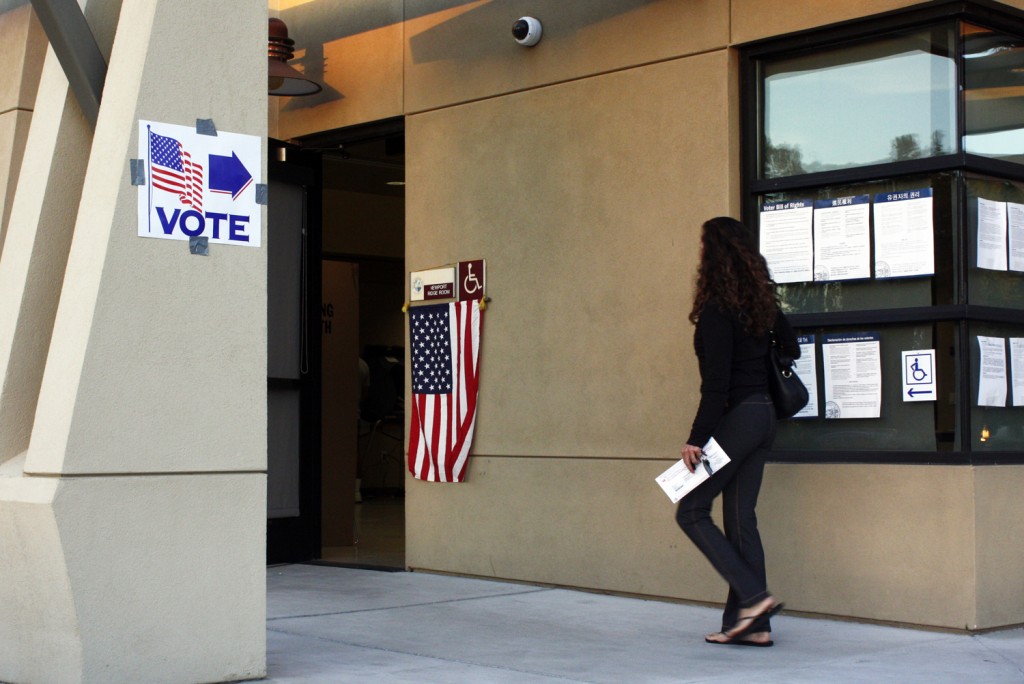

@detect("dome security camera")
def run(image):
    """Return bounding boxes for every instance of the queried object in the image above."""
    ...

[512,17,542,46]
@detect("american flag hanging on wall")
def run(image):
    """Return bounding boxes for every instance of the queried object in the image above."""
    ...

[407,299,483,482]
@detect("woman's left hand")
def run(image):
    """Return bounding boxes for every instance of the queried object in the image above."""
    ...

[680,444,702,473]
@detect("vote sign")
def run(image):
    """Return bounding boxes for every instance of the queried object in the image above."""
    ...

[137,120,262,247]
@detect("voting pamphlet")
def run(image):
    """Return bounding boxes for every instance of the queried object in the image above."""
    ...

[655,438,731,504]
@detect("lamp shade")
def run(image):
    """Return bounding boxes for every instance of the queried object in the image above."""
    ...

[269,18,322,97]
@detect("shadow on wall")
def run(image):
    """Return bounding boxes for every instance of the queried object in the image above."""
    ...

[278,0,659,110]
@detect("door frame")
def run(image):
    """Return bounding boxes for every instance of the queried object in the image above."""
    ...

[267,142,323,564]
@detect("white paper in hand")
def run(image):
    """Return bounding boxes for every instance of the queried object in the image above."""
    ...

[655,437,731,503]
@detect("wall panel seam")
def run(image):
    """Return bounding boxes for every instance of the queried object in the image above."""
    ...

[22,470,267,478]
[463,455,1013,466]
[404,46,731,117]
[468,454,676,462]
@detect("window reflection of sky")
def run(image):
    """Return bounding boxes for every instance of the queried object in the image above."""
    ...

[966,128,1024,156]
[765,51,955,172]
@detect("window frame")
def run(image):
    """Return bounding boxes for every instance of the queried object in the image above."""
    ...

[739,0,1024,464]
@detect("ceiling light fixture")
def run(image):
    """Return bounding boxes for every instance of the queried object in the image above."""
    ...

[268,18,322,97]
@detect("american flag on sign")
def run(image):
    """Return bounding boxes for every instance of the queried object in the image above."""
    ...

[407,300,483,482]
[149,130,204,212]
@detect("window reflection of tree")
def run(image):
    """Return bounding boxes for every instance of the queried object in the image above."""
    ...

[889,130,949,162]
[764,138,805,177]
[890,134,922,161]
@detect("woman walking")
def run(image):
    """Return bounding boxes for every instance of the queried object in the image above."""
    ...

[676,216,799,647]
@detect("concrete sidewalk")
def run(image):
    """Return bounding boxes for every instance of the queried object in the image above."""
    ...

[263,564,1024,683]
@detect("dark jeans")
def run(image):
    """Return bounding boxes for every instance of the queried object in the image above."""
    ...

[675,393,776,632]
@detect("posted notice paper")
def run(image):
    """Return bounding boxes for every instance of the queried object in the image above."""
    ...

[813,195,871,282]
[655,438,731,504]
[978,336,1008,408]
[1009,202,1024,273]
[1011,338,1024,407]
[760,200,814,284]
[792,335,819,419]
[823,332,882,419]
[977,197,1009,272]
[873,188,934,279]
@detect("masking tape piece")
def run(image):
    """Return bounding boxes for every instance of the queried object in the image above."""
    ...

[196,119,217,136]
[129,159,146,185]
[189,236,209,256]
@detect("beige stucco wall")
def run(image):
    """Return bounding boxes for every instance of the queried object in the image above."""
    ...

[406,49,737,457]
[760,465,977,629]
[403,0,729,114]
[28,0,267,476]
[974,466,1024,628]
[407,460,990,629]
[0,4,45,251]
[410,460,1024,630]
[0,42,96,469]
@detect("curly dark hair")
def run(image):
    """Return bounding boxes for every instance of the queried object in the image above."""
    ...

[688,216,779,336]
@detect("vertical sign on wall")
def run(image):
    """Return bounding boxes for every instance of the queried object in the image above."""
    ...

[901,349,937,402]
[458,259,486,301]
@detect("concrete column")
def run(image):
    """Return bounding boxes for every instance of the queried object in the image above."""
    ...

[0,0,268,681]
[0,17,96,467]
[0,4,46,251]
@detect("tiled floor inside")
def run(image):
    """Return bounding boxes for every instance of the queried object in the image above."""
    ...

[321,494,405,569]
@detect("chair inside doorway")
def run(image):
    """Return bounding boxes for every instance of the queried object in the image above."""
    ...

[358,345,404,499]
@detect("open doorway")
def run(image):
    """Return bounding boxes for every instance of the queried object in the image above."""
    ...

[266,118,405,568]
[310,119,406,570]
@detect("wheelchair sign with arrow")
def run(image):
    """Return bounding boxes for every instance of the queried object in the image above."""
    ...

[902,349,936,402]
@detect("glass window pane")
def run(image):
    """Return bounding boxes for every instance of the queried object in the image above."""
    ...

[761,26,956,179]
[774,324,955,452]
[966,175,1024,307]
[758,173,956,314]
[970,322,1024,451]
[964,23,1024,164]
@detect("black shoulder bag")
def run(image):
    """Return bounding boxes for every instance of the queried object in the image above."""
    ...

[767,331,808,419]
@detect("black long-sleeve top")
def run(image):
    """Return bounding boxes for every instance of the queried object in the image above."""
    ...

[686,302,800,447]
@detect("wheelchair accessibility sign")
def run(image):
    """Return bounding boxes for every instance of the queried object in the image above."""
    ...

[901,349,936,402]
[458,260,485,302]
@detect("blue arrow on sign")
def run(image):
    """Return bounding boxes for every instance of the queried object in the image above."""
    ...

[907,388,933,398]
[209,152,253,200]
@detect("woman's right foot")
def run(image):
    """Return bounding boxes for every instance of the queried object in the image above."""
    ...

[722,596,783,640]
